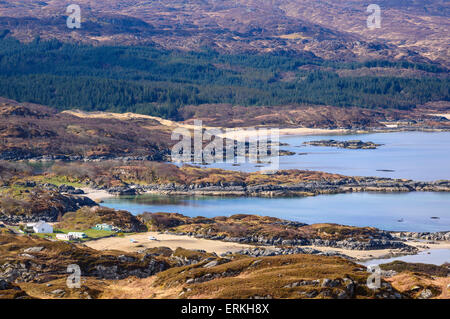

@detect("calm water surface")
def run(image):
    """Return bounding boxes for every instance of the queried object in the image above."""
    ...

[198,131,450,182]
[103,132,450,263]
[102,192,450,232]
[361,249,450,266]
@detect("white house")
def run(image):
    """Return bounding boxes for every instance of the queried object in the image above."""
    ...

[31,221,53,234]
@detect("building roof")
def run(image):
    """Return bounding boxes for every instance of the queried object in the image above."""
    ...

[34,221,50,227]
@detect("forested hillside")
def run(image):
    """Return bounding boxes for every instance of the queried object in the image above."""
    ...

[0,37,448,119]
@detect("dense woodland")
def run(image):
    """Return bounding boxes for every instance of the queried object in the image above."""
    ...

[0,37,448,119]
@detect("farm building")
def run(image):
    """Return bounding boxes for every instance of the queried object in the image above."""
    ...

[27,221,53,234]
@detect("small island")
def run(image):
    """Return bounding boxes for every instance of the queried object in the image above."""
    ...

[303,139,382,149]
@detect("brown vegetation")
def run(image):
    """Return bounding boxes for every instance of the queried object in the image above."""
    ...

[1,156,347,189]
[0,0,448,66]
[386,272,448,299]
[150,254,397,299]
[56,206,147,233]
[0,188,96,222]
[0,99,172,160]
[0,233,170,283]
[380,261,449,277]
[1,232,445,299]
[180,102,450,128]
[0,98,449,163]
[141,212,386,242]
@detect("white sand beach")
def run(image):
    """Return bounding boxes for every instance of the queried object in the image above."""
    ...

[81,188,114,202]
[85,230,450,261]
[84,231,253,255]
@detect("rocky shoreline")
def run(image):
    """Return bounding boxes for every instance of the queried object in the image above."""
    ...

[162,230,419,252]
[390,231,450,241]
[1,126,449,162]
[104,177,450,197]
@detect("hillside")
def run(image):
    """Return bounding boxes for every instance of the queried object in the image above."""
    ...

[0,233,404,299]
[0,36,448,118]
[0,98,172,160]
[0,0,448,67]
[140,212,405,248]
[2,232,447,299]
[1,98,449,161]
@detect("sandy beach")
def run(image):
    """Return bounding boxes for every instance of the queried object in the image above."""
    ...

[218,127,350,141]
[84,230,450,262]
[81,188,114,202]
[62,109,353,138]
[84,231,254,255]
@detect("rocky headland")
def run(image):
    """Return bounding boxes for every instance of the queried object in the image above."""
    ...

[0,188,97,224]
[105,177,450,197]
[140,213,422,253]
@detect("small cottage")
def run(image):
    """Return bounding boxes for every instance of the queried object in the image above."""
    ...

[31,221,53,234]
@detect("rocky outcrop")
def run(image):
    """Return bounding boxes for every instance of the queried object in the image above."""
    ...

[0,256,169,283]
[0,235,171,284]
[141,213,421,251]
[104,178,450,197]
[304,139,382,149]
[221,247,352,259]
[90,258,168,280]
[57,206,147,233]
[0,190,97,223]
[390,231,450,241]
[166,231,415,251]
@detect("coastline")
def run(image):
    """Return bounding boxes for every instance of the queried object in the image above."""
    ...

[217,126,450,141]
[75,128,450,267]
[79,187,450,264]
[5,126,449,163]
[218,127,349,140]
[83,230,450,264]
[81,176,450,200]
[304,241,450,262]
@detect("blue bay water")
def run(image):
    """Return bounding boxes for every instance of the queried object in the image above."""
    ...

[102,132,450,231]
[102,192,450,232]
[102,131,450,264]
[199,131,450,182]
[361,249,450,266]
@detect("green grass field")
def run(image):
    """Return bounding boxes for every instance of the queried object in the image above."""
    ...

[33,228,115,241]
